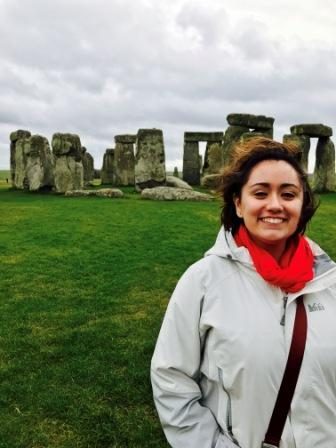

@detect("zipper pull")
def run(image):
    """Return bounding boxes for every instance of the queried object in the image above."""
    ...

[280,295,288,326]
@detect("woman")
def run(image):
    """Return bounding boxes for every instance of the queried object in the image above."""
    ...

[150,137,336,448]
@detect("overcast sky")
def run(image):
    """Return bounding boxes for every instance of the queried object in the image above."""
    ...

[1,0,335,171]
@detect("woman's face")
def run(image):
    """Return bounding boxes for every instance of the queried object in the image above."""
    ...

[234,159,304,260]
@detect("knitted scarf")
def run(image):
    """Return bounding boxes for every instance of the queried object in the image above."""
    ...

[234,225,314,293]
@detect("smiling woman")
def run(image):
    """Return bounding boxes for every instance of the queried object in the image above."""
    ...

[151,137,336,448]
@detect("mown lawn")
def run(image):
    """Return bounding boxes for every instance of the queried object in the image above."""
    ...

[0,183,335,448]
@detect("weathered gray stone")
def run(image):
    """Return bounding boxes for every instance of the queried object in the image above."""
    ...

[240,132,267,142]
[201,173,221,189]
[312,137,336,192]
[202,142,224,175]
[141,186,213,201]
[227,113,274,129]
[81,147,95,185]
[134,129,166,190]
[222,125,249,164]
[183,141,200,185]
[65,188,123,198]
[283,134,310,171]
[165,175,193,190]
[290,124,332,138]
[25,135,54,191]
[114,142,135,186]
[101,149,115,184]
[13,134,54,191]
[52,133,84,193]
[9,129,31,186]
[184,132,224,142]
[114,134,137,144]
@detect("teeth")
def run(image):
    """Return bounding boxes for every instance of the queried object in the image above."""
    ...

[261,218,284,223]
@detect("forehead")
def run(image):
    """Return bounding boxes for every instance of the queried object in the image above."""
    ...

[246,159,301,186]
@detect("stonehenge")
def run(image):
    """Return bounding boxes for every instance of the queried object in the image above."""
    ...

[10,132,54,191]
[134,129,166,190]
[284,123,335,192]
[222,114,274,163]
[52,133,84,193]
[9,130,94,193]
[182,132,223,185]
[8,114,336,195]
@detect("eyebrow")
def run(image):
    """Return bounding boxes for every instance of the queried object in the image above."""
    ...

[249,182,301,189]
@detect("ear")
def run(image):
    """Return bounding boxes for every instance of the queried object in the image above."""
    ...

[233,195,242,218]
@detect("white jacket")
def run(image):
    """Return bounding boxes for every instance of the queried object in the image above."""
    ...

[151,228,336,448]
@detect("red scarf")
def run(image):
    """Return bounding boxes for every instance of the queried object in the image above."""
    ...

[234,225,314,293]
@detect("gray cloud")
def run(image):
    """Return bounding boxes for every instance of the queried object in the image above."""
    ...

[1,0,335,171]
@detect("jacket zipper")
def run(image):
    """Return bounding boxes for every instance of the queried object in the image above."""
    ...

[280,294,288,326]
[218,369,241,446]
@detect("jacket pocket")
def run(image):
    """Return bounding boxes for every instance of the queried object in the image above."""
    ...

[218,368,240,447]
[215,433,239,448]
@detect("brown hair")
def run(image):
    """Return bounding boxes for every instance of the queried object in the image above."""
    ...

[218,136,318,235]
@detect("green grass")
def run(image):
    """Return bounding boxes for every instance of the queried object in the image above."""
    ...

[0,185,335,447]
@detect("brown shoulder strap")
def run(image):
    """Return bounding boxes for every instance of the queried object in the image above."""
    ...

[262,295,307,447]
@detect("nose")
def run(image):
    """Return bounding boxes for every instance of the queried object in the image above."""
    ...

[266,193,283,211]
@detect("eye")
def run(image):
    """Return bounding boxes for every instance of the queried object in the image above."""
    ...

[254,191,267,198]
[282,191,296,200]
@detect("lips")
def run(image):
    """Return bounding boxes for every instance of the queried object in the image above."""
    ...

[260,217,286,224]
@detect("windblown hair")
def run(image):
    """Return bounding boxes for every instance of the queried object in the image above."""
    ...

[218,136,318,235]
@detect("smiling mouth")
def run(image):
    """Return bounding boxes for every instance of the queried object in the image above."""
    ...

[260,217,286,224]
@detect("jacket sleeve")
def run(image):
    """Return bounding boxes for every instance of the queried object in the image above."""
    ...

[150,263,221,448]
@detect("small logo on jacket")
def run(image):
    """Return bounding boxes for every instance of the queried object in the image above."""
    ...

[308,303,325,312]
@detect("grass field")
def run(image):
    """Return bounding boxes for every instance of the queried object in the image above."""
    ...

[0,182,335,447]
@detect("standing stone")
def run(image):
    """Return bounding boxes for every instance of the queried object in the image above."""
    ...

[23,135,54,191]
[52,133,84,193]
[202,141,224,175]
[9,129,31,186]
[173,166,179,178]
[114,142,135,186]
[82,147,95,185]
[283,134,310,171]
[101,149,115,184]
[134,129,166,190]
[222,125,249,164]
[182,140,200,185]
[312,137,336,192]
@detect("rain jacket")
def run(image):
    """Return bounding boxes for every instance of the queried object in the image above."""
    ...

[151,227,336,448]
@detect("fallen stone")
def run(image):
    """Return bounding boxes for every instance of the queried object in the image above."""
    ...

[65,188,124,198]
[290,124,332,138]
[165,175,193,190]
[141,186,213,201]
[227,113,274,129]
[201,174,221,189]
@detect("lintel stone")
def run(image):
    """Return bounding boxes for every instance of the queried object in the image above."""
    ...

[114,134,137,144]
[184,132,224,142]
[290,124,332,138]
[227,113,274,129]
